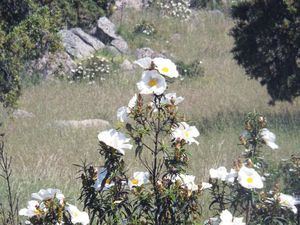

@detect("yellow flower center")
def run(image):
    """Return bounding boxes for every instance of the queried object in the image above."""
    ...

[148,79,158,87]
[162,67,169,73]
[105,179,111,184]
[184,131,190,138]
[247,177,254,184]
[131,179,139,185]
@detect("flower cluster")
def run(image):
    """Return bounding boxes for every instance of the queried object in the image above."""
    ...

[154,0,192,20]
[69,55,111,83]
[134,20,157,36]
[19,188,89,225]
[204,112,298,224]
[80,57,204,224]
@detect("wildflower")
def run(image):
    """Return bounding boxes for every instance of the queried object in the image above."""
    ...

[238,166,263,189]
[128,94,138,109]
[153,57,179,78]
[172,122,199,145]
[66,204,90,225]
[128,171,150,189]
[137,70,167,95]
[225,168,238,183]
[219,210,245,225]
[19,200,42,218]
[93,167,115,191]
[276,193,297,214]
[174,174,198,192]
[117,106,130,123]
[201,182,212,190]
[209,167,228,181]
[98,129,133,155]
[31,188,64,203]
[260,128,279,150]
[161,93,184,105]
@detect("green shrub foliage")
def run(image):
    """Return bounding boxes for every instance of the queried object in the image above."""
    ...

[231,0,300,104]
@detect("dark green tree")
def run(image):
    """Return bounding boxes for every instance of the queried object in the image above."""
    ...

[231,0,300,104]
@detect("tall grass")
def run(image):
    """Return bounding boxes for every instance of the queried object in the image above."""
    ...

[1,9,299,214]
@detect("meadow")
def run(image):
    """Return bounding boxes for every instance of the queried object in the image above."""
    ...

[1,9,299,218]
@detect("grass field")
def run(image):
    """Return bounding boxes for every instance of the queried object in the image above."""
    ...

[1,9,299,220]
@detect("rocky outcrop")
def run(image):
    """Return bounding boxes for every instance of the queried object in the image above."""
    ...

[135,47,165,59]
[71,28,105,50]
[54,119,110,129]
[95,17,119,43]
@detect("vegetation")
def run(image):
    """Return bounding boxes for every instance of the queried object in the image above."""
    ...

[231,0,300,104]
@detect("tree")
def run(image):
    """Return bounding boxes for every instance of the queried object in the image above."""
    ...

[230,0,300,104]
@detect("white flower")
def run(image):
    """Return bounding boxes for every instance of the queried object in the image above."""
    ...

[201,182,212,190]
[66,204,90,225]
[31,188,64,203]
[238,166,264,189]
[277,193,297,214]
[128,94,138,109]
[134,57,152,69]
[19,200,41,218]
[117,106,130,123]
[153,57,179,78]
[172,122,199,145]
[219,210,245,225]
[226,169,238,183]
[98,129,132,155]
[174,174,198,192]
[260,128,279,150]
[93,167,115,191]
[128,171,150,189]
[161,93,184,105]
[209,167,228,181]
[137,70,167,95]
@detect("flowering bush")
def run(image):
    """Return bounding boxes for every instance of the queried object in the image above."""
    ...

[176,60,204,78]
[69,55,113,83]
[79,57,210,224]
[205,112,298,225]
[134,20,157,36]
[19,188,89,225]
[152,0,192,20]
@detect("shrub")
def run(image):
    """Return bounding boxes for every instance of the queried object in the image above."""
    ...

[134,20,157,36]
[231,0,300,104]
[176,60,205,78]
[151,0,192,20]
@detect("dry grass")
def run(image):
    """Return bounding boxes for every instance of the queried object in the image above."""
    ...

[1,10,299,216]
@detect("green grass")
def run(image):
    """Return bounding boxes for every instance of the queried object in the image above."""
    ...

[1,9,300,222]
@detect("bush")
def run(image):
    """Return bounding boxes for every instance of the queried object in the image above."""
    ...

[134,20,157,36]
[176,60,205,78]
[231,0,300,104]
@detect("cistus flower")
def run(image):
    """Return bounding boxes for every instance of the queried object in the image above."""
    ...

[161,92,184,105]
[209,167,228,181]
[31,188,65,203]
[98,129,133,155]
[117,106,130,123]
[226,168,238,183]
[128,171,150,189]
[137,70,167,95]
[260,128,279,150]
[238,166,264,189]
[153,57,179,78]
[93,167,115,191]
[219,209,245,225]
[172,122,200,145]
[66,204,90,225]
[128,94,138,109]
[201,182,212,190]
[19,200,42,218]
[134,57,152,70]
[173,174,198,192]
[276,193,298,214]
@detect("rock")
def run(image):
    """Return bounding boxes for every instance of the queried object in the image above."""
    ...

[59,30,95,59]
[95,17,119,44]
[13,109,35,119]
[120,59,134,71]
[54,119,110,129]
[111,38,129,54]
[26,51,76,79]
[71,28,105,50]
[105,46,122,56]
[135,47,165,59]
